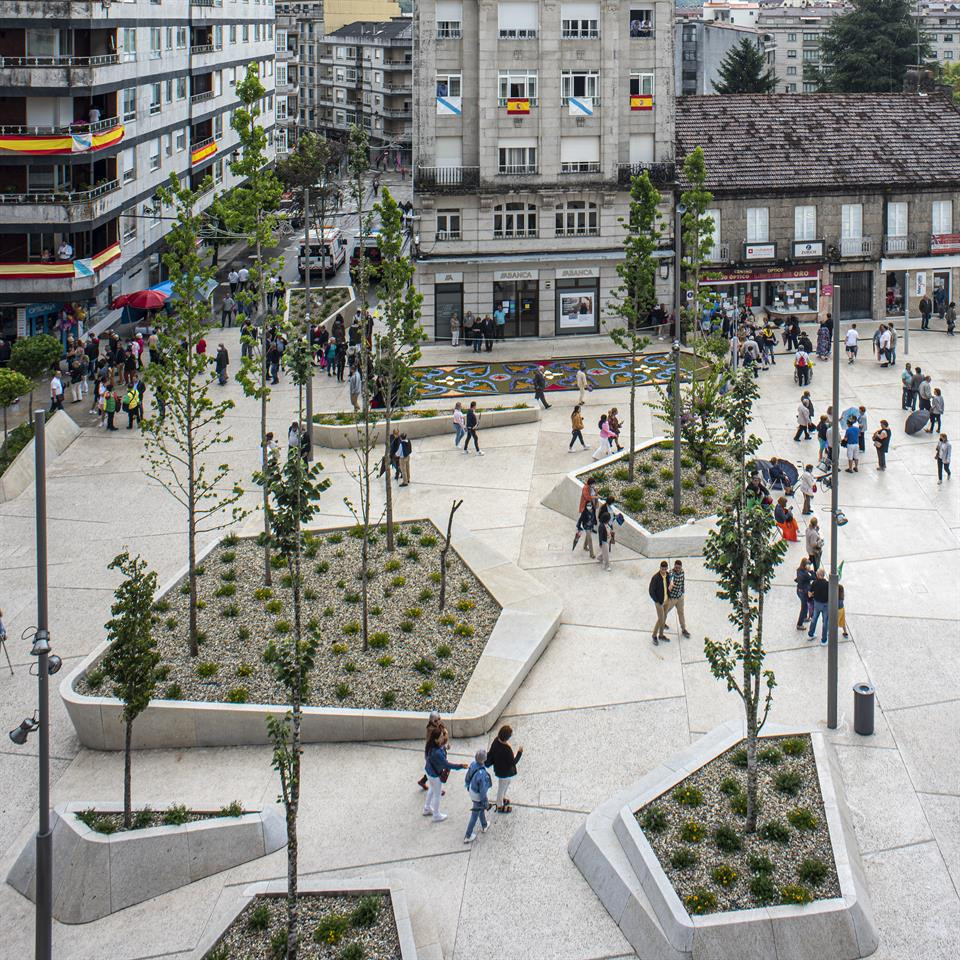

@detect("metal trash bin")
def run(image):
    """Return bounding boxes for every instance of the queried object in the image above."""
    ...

[853,682,875,736]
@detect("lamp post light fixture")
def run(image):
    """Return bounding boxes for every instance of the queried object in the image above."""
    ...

[827,282,841,730]
[8,714,39,746]
[658,259,670,281]
[673,202,686,517]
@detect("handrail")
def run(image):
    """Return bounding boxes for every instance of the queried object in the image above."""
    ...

[0,180,119,204]
[0,54,120,68]
[0,117,120,136]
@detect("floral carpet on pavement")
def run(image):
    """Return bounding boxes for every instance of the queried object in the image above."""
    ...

[413,352,691,399]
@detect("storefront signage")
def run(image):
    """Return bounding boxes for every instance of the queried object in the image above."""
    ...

[743,243,776,261]
[702,266,818,284]
[493,269,538,281]
[931,233,960,253]
[556,266,600,279]
[435,272,462,283]
[557,289,596,329]
[26,302,58,319]
[822,284,833,297]
[915,272,927,296]
[792,240,824,258]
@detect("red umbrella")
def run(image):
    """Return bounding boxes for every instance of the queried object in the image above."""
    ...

[124,289,169,310]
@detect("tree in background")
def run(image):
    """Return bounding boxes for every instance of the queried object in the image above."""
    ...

[100,551,160,829]
[712,37,777,94]
[374,187,424,553]
[142,175,245,657]
[813,0,929,93]
[702,370,787,832]
[10,333,62,413]
[937,61,960,102]
[0,369,32,440]
[608,173,660,480]
[679,147,715,340]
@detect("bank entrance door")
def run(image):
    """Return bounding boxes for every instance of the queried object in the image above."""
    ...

[493,279,539,337]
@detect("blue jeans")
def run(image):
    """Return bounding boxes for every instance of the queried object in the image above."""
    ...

[808,601,828,643]
[465,800,488,838]
[453,423,465,446]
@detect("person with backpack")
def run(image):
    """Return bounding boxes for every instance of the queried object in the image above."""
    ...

[423,727,466,823]
[463,750,493,843]
[104,386,120,431]
[397,433,413,486]
[485,724,522,813]
[597,498,615,571]
[123,384,140,429]
[794,345,810,386]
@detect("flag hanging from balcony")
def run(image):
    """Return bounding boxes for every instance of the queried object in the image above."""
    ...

[506,98,530,114]
[630,95,653,111]
[0,123,124,156]
[568,97,593,117]
[191,140,218,166]
[436,96,462,116]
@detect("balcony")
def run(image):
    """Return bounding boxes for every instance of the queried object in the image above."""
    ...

[0,54,119,68]
[562,28,600,39]
[0,118,123,155]
[436,25,463,40]
[556,227,599,238]
[191,90,215,104]
[617,161,676,187]
[494,228,538,240]
[883,234,920,255]
[190,136,218,166]
[0,54,137,90]
[498,163,538,176]
[0,239,122,295]
[415,165,480,193]
[839,237,874,257]
[706,243,731,262]
[190,44,216,55]
[560,162,600,174]
[0,181,120,225]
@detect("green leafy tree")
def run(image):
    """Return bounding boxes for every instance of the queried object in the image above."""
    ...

[712,37,777,94]
[10,333,62,413]
[142,175,245,657]
[100,552,160,828]
[374,187,424,552]
[608,173,660,480]
[939,61,960,102]
[813,0,929,93]
[702,370,788,832]
[260,336,329,960]
[679,147,715,340]
[222,63,284,584]
[0,368,32,439]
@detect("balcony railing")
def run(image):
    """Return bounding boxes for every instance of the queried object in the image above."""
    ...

[0,54,120,68]
[191,90,215,104]
[556,227,600,238]
[415,165,480,193]
[560,162,600,174]
[494,228,538,239]
[0,180,119,204]
[706,243,731,262]
[562,29,600,39]
[0,116,122,137]
[190,44,216,55]
[436,230,461,241]
[839,237,873,257]
[883,235,919,255]
[498,164,538,176]
[0,240,122,282]
[617,161,676,187]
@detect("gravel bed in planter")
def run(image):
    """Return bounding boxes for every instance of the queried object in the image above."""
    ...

[73,802,246,834]
[288,287,352,325]
[205,892,400,960]
[313,402,529,425]
[588,442,737,533]
[635,734,840,915]
[78,521,500,713]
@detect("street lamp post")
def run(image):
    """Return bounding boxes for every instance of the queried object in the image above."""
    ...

[673,202,686,517]
[303,184,314,459]
[827,285,841,730]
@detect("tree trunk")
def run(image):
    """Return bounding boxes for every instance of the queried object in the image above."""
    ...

[258,231,272,586]
[628,344,637,480]
[187,435,198,658]
[3,404,7,441]
[384,401,394,552]
[744,616,759,832]
[123,718,133,829]
[438,499,462,612]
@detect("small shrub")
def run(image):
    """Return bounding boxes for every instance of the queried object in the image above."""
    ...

[280,574,293,589]
[659,466,674,481]
[684,887,716,915]
[236,662,253,678]
[274,619,292,634]
[730,791,761,817]
[370,604,383,616]
[673,784,703,807]
[226,686,249,703]
[398,620,414,633]
[219,800,244,818]
[419,535,438,547]
[349,894,382,928]
[315,561,330,575]
[323,606,334,617]
[758,746,783,766]
[376,655,394,667]
[730,747,748,768]
[417,680,435,696]
[265,598,283,614]
[714,823,743,853]
[331,642,349,655]
[270,553,286,570]
[760,819,791,843]
[747,852,774,875]
[247,902,270,932]
[798,857,829,885]
[390,575,406,588]
[460,581,471,594]
[369,632,390,648]
[404,607,423,619]
[254,587,273,601]
[180,584,191,596]
[221,602,239,618]
[436,643,452,659]
[335,579,346,589]
[781,737,807,757]
[680,455,694,469]
[681,477,695,490]
[642,476,657,490]
[343,661,358,674]
[774,769,804,796]
[343,621,360,636]
[680,505,697,517]
[780,884,813,905]
[418,588,434,602]
[395,534,410,547]
[131,807,154,830]
[711,863,738,888]
[270,928,288,960]
[718,775,742,797]
[641,806,668,833]
[263,641,279,663]
[326,533,343,544]
[85,668,104,690]
[670,847,698,870]
[438,614,455,626]
[409,525,423,535]
[153,598,171,612]
[679,820,705,843]
[454,622,474,637]
[162,803,189,826]
[222,533,239,547]
[440,668,456,680]
[429,571,442,584]
[749,873,777,904]
[237,626,251,641]
[335,682,351,701]
[165,683,184,700]
[154,664,170,682]
[196,661,218,678]
[385,559,402,572]
[344,590,361,604]
[207,946,229,960]
[76,808,114,833]
[701,485,717,498]
[787,807,818,831]
[413,657,435,675]
[455,598,475,612]
[613,467,630,482]
[381,690,397,708]
[220,568,237,582]
[340,943,366,960]
[639,461,654,475]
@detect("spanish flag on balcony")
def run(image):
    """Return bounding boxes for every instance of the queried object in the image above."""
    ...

[506,98,531,115]
[0,123,125,156]
[630,95,654,111]
[191,140,218,166]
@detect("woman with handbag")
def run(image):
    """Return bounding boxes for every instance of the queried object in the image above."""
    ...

[799,464,817,516]
[872,420,891,471]
[805,517,824,569]
[794,558,814,630]
[423,728,466,823]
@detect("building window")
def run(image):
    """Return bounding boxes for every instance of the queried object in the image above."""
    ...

[177,77,187,100]
[498,71,538,105]
[802,32,818,41]
[705,208,721,244]
[802,49,819,61]
[629,8,654,38]
[887,201,908,237]
[946,50,955,59]
[150,27,161,58]
[786,66,797,76]
[494,201,537,238]
[630,72,654,96]
[230,24,237,44]
[122,28,137,61]
[277,63,287,85]
[276,29,287,53]
[164,79,173,102]
[243,24,249,42]
[436,209,462,240]
[436,0,463,38]
[176,27,187,49]
[562,2,600,38]
[841,203,863,239]
[787,49,797,58]
[932,199,953,234]
[276,96,287,120]
[436,73,462,97]
[794,205,816,241]
[122,212,138,243]
[787,32,797,41]
[149,83,161,115]
[122,88,137,122]
[561,71,600,104]
[802,82,817,93]
[163,133,172,157]
[497,141,537,175]
[214,160,224,184]
[746,207,769,242]
[120,147,136,183]
[786,83,797,92]
[165,26,173,50]
[556,199,598,237]
[175,128,186,151]
[498,1,539,38]
[149,138,161,171]
[560,135,600,173]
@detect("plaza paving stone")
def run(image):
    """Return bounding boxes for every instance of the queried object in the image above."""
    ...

[0,326,957,958]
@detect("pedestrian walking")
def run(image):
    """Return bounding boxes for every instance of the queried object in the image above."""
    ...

[348,364,362,412]
[592,414,615,460]
[919,294,933,330]
[238,266,249,291]
[872,420,891,470]
[947,301,956,335]
[816,415,829,462]
[267,341,281,385]
[576,362,589,404]
[464,401,483,455]
[417,713,446,791]
[69,356,83,403]
[463,751,492,843]
[570,405,587,450]
[799,464,816,515]
[843,417,860,473]
[838,583,849,638]
[397,433,412,486]
[49,373,64,411]
[794,345,811,385]
[452,402,466,446]
[927,388,944,433]
[900,362,914,410]
[572,497,597,559]
[844,324,858,363]
[666,559,691,637]
[935,434,952,483]
[805,516,824,569]
[597,498,614,571]
[794,558,814,630]
[533,365,551,409]
[607,408,625,452]
[423,728,466,822]
[649,560,670,646]
[794,397,813,441]
[228,269,239,295]
[485,724,522,813]
[221,295,236,327]
[807,568,829,645]
[215,344,229,385]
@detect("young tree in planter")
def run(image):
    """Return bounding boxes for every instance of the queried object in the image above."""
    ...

[702,369,788,832]
[0,368,32,440]
[374,187,424,552]
[608,172,660,480]
[222,63,284,585]
[100,551,160,829]
[260,335,328,960]
[143,176,246,657]
[437,499,463,612]
[679,147,716,341]
[10,333,62,414]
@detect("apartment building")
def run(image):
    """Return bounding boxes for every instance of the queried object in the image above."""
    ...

[413,0,676,341]
[922,1,960,64]
[0,0,275,339]
[276,2,321,154]
[756,4,843,93]
[676,92,960,324]
[675,17,765,96]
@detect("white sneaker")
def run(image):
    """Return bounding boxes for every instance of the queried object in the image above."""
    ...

[463,833,477,843]
[481,822,490,833]
[422,809,432,816]
[477,450,485,456]
[432,813,448,822]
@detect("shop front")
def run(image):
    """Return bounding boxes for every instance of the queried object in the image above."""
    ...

[552,266,600,336]
[492,269,539,338]
[700,265,821,317]
[433,271,463,342]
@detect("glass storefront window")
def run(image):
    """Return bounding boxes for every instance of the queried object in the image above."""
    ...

[766,280,818,314]
[493,280,538,337]
[435,283,463,342]
[885,271,905,316]
[555,277,599,335]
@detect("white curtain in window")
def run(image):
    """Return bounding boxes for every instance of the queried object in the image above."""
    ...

[932,200,952,234]
[628,133,654,163]
[794,205,816,241]
[560,136,599,163]
[746,207,769,242]
[841,204,862,239]
[498,2,539,31]
[705,208,720,243]
[887,202,907,237]
[435,135,463,165]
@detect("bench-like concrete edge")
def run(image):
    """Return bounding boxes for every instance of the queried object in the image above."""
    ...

[60,516,562,749]
[193,876,419,960]
[0,408,81,502]
[6,801,286,923]
[540,436,717,558]
[311,405,539,449]
[286,284,357,333]
[570,720,879,960]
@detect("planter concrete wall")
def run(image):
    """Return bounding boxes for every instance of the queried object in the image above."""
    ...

[541,436,717,558]
[286,285,357,334]
[7,802,287,923]
[61,514,562,750]
[312,405,539,449]
[195,877,422,960]
[569,720,879,960]
[0,409,81,502]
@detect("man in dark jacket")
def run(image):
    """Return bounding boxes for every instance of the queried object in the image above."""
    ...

[919,294,933,330]
[532,365,551,409]
[215,344,229,385]
[649,561,670,646]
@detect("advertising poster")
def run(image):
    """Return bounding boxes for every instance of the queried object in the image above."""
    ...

[559,290,595,329]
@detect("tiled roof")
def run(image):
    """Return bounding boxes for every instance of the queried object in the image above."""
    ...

[676,93,960,194]
[328,18,411,41]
